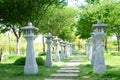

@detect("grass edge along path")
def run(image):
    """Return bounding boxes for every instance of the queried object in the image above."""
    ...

[77,52,120,80]
[0,52,79,80]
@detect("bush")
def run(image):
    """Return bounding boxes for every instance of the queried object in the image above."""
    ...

[14,57,45,66]
[110,52,120,56]
[2,54,23,63]
[38,52,46,56]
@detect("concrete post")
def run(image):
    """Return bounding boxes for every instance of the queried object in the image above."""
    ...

[22,23,38,74]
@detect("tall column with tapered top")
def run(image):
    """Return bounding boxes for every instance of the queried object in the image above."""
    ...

[92,20,107,74]
[22,23,38,74]
[44,33,53,67]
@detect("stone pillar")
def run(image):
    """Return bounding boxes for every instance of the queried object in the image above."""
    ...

[85,41,88,55]
[60,40,65,60]
[66,42,70,57]
[44,33,53,67]
[72,44,75,54]
[88,37,93,60]
[85,39,90,58]
[70,43,72,54]
[22,23,38,74]
[63,41,68,58]
[92,20,107,74]
[90,32,96,65]
[53,36,60,61]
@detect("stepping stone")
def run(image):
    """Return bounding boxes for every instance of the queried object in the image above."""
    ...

[57,70,79,73]
[45,79,75,80]
[63,62,80,67]
[51,73,78,77]
[60,67,79,70]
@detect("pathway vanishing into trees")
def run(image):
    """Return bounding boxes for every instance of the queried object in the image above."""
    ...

[45,54,81,80]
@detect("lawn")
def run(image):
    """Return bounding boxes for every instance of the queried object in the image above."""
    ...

[0,51,120,80]
[77,52,120,80]
[0,53,75,80]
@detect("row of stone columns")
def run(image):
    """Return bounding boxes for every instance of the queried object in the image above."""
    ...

[21,23,75,74]
[44,33,75,67]
[85,20,107,74]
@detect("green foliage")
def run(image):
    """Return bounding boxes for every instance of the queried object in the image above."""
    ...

[110,52,120,56]
[14,57,45,66]
[36,57,45,66]
[2,54,23,63]
[78,52,120,80]
[0,0,66,25]
[38,6,79,41]
[85,0,100,4]
[0,64,60,80]
[14,57,25,65]
[38,52,46,56]
[76,0,120,39]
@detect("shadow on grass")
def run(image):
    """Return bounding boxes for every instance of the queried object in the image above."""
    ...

[78,64,120,80]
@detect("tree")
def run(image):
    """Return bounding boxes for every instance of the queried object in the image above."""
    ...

[85,0,100,4]
[0,0,66,54]
[76,0,120,51]
[38,6,79,41]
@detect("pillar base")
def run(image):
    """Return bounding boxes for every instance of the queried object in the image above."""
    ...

[24,64,38,74]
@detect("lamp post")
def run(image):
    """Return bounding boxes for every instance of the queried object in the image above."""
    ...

[92,20,107,74]
[90,31,96,65]
[60,40,65,60]
[44,33,53,67]
[53,36,60,61]
[21,22,38,74]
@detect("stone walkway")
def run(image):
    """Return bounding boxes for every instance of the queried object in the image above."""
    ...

[45,55,81,80]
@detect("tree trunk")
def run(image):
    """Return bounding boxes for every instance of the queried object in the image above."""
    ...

[117,36,120,52]
[16,38,20,55]
[42,36,45,52]
[8,32,11,54]
[0,48,3,63]
[104,36,108,52]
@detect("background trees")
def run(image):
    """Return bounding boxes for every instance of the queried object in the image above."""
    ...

[0,0,67,54]
[38,6,78,41]
[76,0,120,51]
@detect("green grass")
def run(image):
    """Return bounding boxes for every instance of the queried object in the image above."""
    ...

[77,52,120,80]
[0,51,120,80]
[0,53,75,80]
[0,64,60,80]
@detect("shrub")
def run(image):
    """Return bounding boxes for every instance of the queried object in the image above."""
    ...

[14,57,25,65]
[110,52,120,56]
[38,52,46,56]
[14,57,45,66]
[2,54,22,63]
[36,57,44,65]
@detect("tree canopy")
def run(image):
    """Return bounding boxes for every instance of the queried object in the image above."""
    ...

[76,0,120,39]
[38,6,79,41]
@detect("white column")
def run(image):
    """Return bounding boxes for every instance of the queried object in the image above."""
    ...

[90,32,96,65]
[92,20,107,74]
[22,23,38,74]
[53,37,60,61]
[24,36,38,74]
[60,40,65,60]
[44,33,53,67]
[93,33,106,73]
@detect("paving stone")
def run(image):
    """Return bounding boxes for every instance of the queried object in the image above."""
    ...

[51,73,78,77]
[63,62,80,67]
[60,67,79,70]
[57,70,79,73]
[70,60,80,62]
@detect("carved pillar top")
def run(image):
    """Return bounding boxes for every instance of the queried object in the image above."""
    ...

[44,33,53,44]
[92,20,107,33]
[21,22,38,37]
